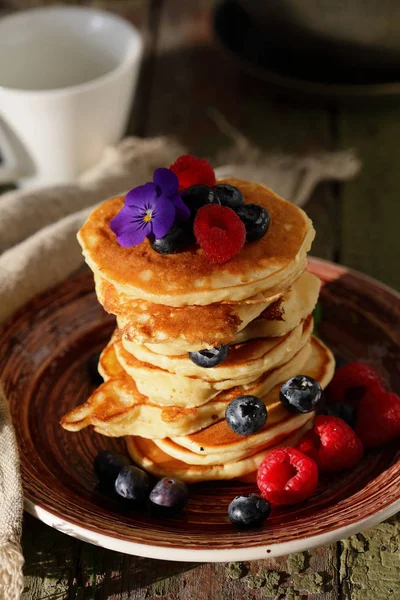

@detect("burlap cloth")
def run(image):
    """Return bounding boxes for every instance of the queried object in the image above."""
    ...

[0,134,360,599]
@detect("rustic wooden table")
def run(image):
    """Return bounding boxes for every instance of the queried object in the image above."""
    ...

[2,0,398,598]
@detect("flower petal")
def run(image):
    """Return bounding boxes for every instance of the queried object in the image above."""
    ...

[151,196,176,239]
[118,223,152,247]
[153,168,178,196]
[125,182,157,208]
[110,205,151,247]
[170,193,190,222]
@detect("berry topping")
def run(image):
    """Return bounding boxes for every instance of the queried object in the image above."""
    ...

[149,477,188,514]
[355,389,400,448]
[188,345,229,368]
[170,155,216,192]
[236,204,270,242]
[213,184,245,209]
[88,352,103,385]
[280,375,323,414]
[94,450,130,486]
[297,415,364,472]
[115,465,149,503]
[318,402,356,428]
[110,168,188,248]
[194,204,246,264]
[327,362,384,407]
[228,494,271,528]
[150,223,194,254]
[257,447,318,506]
[181,184,217,217]
[225,395,268,436]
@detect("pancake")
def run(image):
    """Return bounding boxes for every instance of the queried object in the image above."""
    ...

[159,337,335,461]
[235,271,320,343]
[78,179,315,306]
[60,340,314,438]
[125,424,311,483]
[99,335,311,407]
[114,318,312,404]
[96,273,278,349]
[111,340,257,407]
[120,317,313,382]
[143,272,320,354]
[98,337,125,380]
[153,409,311,465]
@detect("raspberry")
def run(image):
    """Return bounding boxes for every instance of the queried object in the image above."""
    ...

[327,362,384,407]
[194,204,246,264]
[257,447,318,506]
[170,155,216,192]
[355,389,400,448]
[297,415,364,472]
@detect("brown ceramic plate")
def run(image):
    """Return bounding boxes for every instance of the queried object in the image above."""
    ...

[0,258,399,561]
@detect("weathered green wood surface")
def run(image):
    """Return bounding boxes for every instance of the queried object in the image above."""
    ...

[338,105,400,290]
[0,0,398,598]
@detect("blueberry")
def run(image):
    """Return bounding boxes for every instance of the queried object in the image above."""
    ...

[188,345,229,368]
[94,450,130,486]
[236,204,270,242]
[225,395,267,436]
[150,223,194,254]
[213,184,244,209]
[318,402,356,428]
[228,494,270,528]
[88,352,103,385]
[181,184,217,216]
[115,465,149,503]
[280,375,323,414]
[149,477,188,514]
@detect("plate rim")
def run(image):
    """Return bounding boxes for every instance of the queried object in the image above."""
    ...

[309,256,400,300]
[26,496,400,561]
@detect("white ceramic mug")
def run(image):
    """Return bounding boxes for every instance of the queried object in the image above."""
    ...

[0,6,143,188]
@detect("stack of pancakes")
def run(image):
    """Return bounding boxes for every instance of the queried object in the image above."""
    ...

[61,179,335,482]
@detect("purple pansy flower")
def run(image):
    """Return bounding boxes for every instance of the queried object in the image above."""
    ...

[153,168,190,222]
[110,168,190,248]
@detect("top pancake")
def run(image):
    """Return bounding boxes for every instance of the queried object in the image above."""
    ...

[78,179,315,306]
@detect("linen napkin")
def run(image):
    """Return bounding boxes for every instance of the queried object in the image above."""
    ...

[0,384,24,599]
[0,134,360,599]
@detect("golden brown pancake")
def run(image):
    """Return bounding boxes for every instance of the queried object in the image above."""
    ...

[169,337,335,456]
[96,272,280,348]
[60,340,315,438]
[119,317,313,382]
[124,339,335,481]
[78,179,314,306]
[234,271,320,343]
[98,338,125,380]
[95,271,318,353]
[99,331,312,407]
[125,424,311,482]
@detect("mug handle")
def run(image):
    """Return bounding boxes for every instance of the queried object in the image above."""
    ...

[0,121,23,183]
